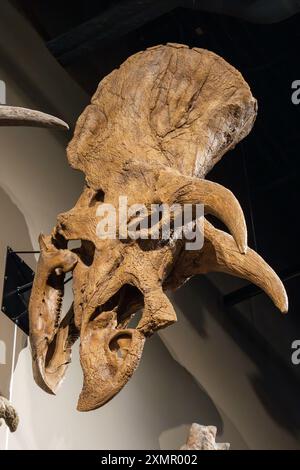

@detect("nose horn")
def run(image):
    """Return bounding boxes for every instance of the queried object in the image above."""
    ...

[0,105,69,129]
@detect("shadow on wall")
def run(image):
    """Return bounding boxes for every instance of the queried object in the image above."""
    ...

[174,276,300,438]
[135,333,223,449]
[0,185,32,397]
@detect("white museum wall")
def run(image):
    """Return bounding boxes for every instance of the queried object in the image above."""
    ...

[0,0,299,450]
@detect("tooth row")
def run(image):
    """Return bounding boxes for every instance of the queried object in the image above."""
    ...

[55,292,63,328]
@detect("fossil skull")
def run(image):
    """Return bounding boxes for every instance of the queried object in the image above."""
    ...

[29,44,288,412]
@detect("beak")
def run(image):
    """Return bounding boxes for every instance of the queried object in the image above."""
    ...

[0,105,69,130]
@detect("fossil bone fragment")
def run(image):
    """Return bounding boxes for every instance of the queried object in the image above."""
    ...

[180,423,230,450]
[0,396,19,432]
[28,43,288,412]
[0,105,69,129]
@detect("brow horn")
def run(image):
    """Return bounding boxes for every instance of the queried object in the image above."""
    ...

[0,105,69,129]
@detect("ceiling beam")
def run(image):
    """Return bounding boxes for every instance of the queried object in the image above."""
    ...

[47,0,300,66]
[47,0,179,65]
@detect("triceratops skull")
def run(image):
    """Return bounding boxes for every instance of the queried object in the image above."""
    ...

[29,44,288,412]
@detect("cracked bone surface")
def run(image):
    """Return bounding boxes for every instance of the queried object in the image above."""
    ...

[29,43,288,412]
[180,423,230,450]
[0,396,19,432]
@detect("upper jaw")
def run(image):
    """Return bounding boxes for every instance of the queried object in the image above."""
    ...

[29,234,78,394]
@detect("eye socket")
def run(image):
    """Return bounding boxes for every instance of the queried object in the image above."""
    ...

[90,189,105,206]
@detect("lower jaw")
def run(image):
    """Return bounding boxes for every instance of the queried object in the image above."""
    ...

[77,326,146,411]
